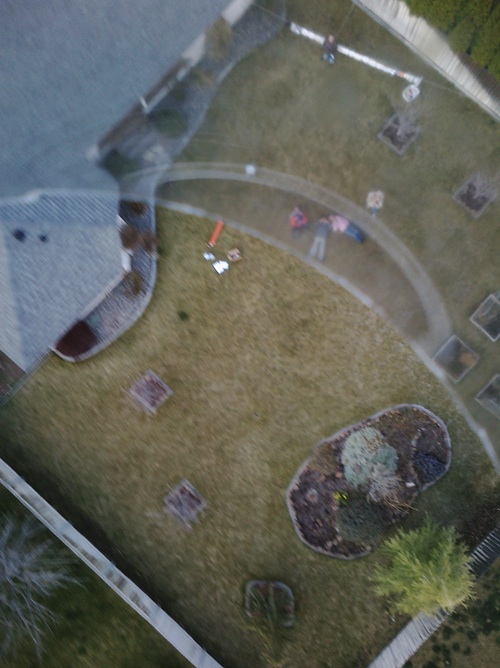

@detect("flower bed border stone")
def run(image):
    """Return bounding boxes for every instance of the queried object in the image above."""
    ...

[286,405,451,560]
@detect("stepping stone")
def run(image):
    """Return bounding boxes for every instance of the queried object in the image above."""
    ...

[476,375,500,420]
[128,370,173,414]
[433,335,479,383]
[470,293,500,341]
[163,480,206,528]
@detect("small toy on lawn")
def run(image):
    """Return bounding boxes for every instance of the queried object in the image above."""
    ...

[227,248,242,262]
[207,220,224,247]
[213,260,230,274]
[366,191,384,215]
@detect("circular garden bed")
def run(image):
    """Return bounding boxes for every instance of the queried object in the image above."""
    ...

[286,405,451,559]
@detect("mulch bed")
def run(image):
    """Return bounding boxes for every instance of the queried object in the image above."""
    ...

[377,113,419,155]
[286,405,451,559]
[453,178,496,218]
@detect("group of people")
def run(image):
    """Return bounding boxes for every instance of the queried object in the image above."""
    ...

[289,206,365,262]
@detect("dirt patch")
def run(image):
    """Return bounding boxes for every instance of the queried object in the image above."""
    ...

[286,405,451,559]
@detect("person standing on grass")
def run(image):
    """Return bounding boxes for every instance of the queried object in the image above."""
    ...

[308,217,330,262]
[322,34,337,64]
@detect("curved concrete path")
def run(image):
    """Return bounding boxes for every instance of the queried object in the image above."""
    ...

[128,162,499,473]
[125,161,451,355]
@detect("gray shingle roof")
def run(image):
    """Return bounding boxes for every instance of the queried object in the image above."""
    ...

[0,191,122,371]
[0,0,234,197]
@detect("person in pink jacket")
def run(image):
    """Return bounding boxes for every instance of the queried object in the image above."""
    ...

[329,215,365,243]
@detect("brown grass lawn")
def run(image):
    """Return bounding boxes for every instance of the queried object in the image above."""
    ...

[0,212,497,667]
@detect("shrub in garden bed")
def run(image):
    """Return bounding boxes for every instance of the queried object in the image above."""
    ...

[286,405,451,559]
[244,580,295,628]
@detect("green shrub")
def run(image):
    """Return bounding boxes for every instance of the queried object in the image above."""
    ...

[341,428,398,489]
[337,498,386,545]
[470,6,500,66]
[120,224,140,250]
[449,18,476,53]
[373,445,398,472]
[487,49,500,80]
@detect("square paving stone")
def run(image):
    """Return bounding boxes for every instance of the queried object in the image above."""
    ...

[433,335,479,383]
[128,370,173,414]
[470,293,500,341]
[476,375,500,420]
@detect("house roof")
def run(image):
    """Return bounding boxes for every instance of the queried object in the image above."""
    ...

[0,191,122,371]
[0,0,233,198]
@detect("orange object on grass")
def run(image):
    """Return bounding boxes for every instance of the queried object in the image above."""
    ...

[207,220,224,247]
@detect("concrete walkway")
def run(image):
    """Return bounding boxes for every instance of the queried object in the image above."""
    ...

[147,168,497,474]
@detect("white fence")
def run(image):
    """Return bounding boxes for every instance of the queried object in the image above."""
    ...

[353,0,500,121]
[0,458,223,668]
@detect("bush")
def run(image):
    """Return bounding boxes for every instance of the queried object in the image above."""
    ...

[414,452,447,485]
[487,48,500,79]
[337,498,386,545]
[341,428,398,488]
[449,18,476,53]
[140,230,158,254]
[372,518,475,616]
[470,6,500,66]
[124,270,144,297]
[367,465,403,505]
[0,516,76,659]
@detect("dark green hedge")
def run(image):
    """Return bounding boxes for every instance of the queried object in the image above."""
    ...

[404,0,500,77]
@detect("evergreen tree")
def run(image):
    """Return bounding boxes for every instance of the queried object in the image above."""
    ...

[372,518,475,617]
[0,516,76,659]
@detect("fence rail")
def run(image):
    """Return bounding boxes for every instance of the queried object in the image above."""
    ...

[352,0,500,121]
[0,458,223,668]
